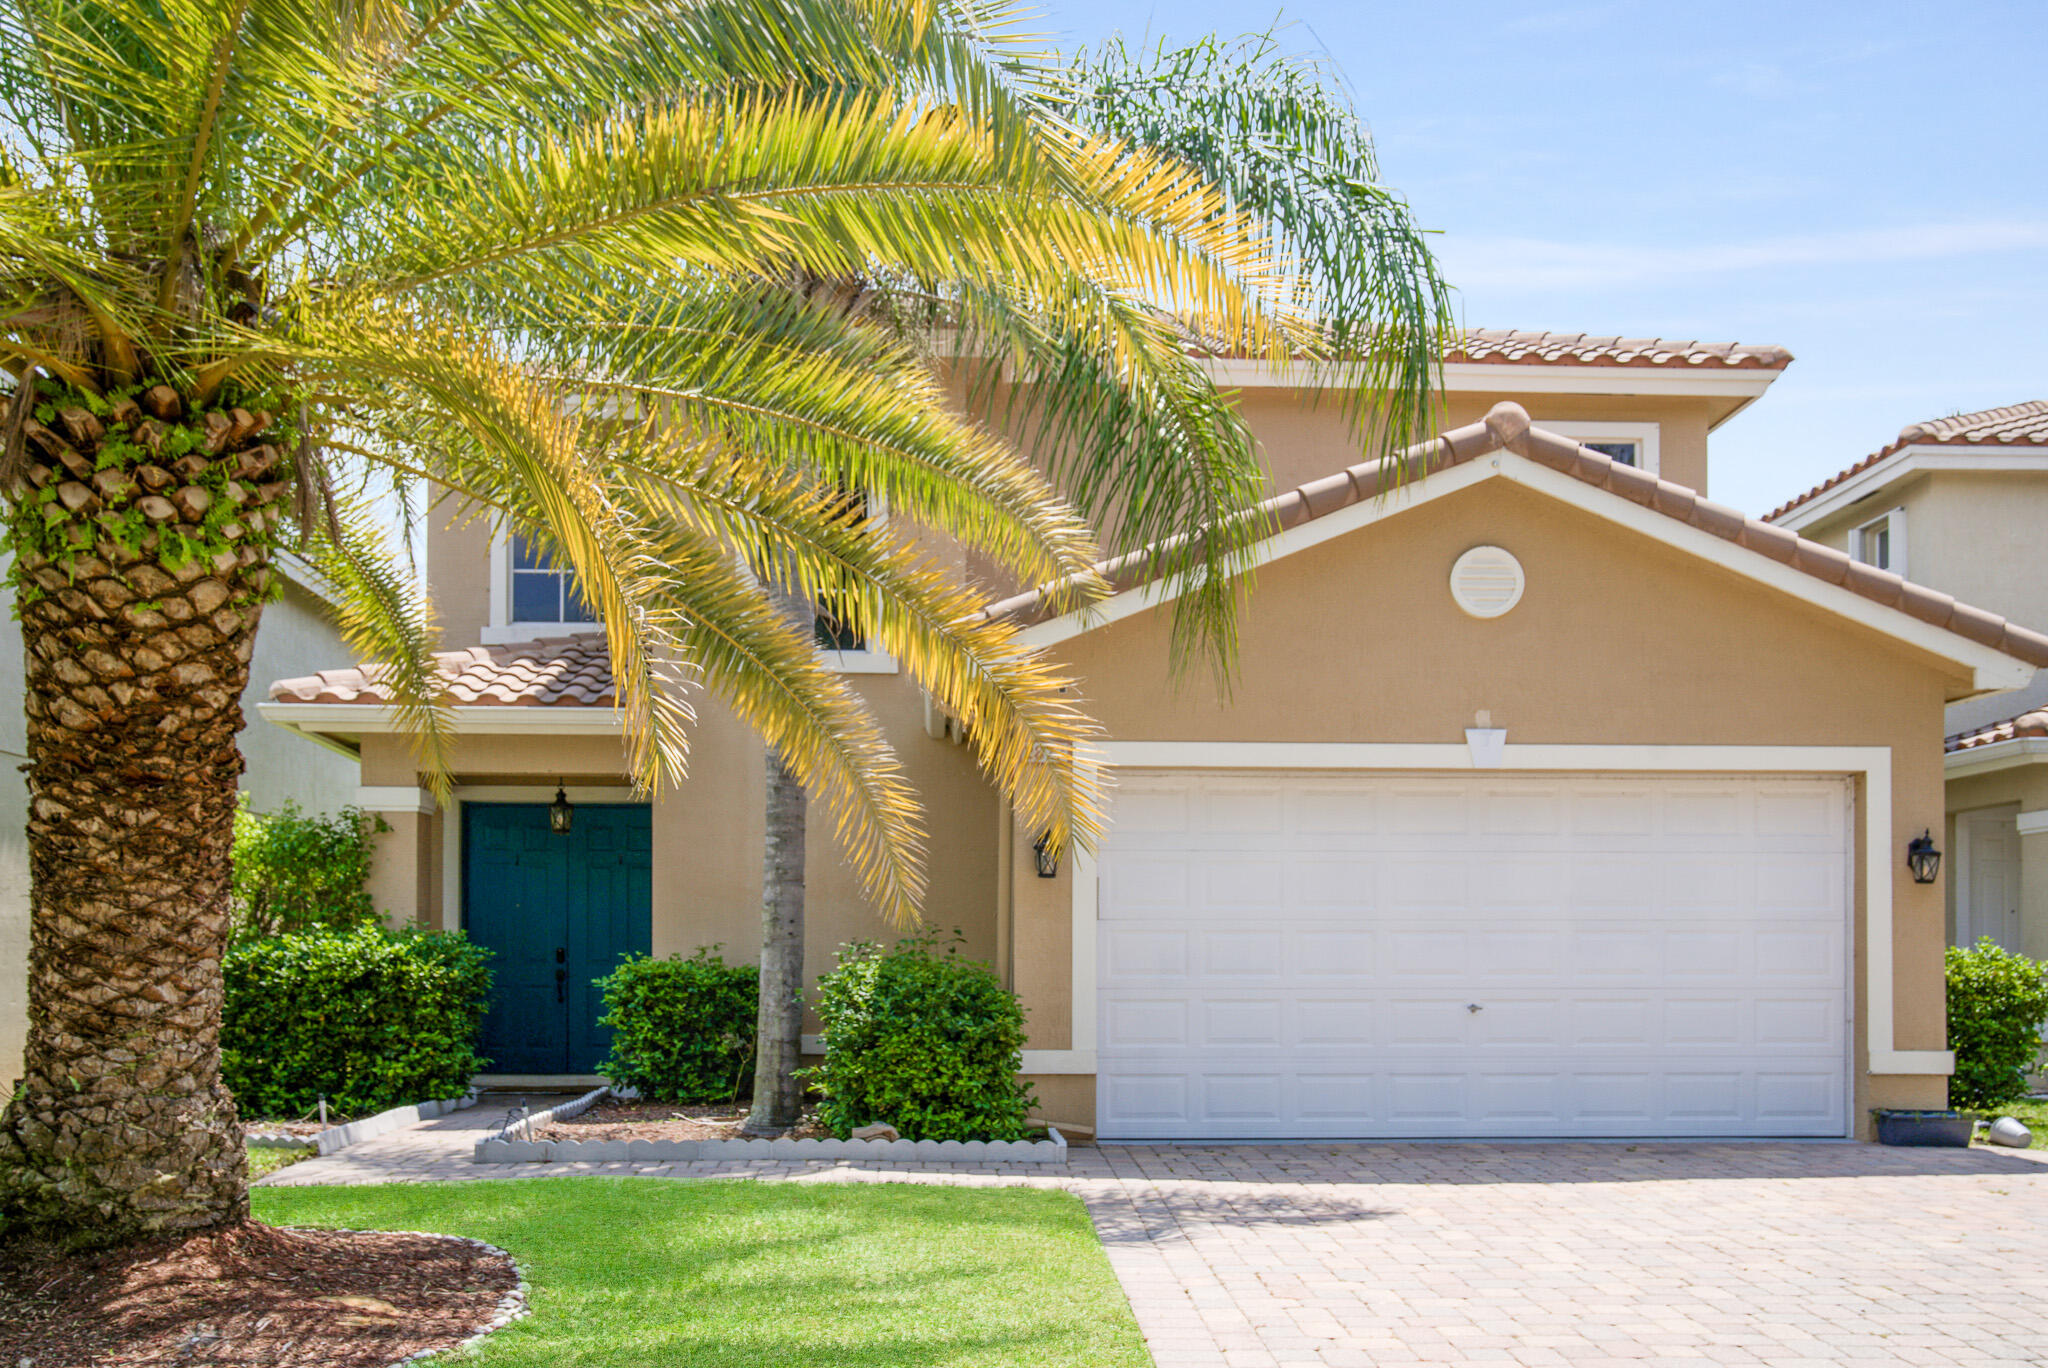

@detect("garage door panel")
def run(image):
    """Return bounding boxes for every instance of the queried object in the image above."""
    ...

[1097,771,1850,1139]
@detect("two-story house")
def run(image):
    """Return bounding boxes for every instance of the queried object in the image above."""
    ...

[263,334,2048,1141]
[1765,401,2048,964]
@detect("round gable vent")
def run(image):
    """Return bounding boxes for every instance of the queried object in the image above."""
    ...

[1450,545,1525,619]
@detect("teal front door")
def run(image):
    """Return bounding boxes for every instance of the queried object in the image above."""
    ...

[463,803,652,1074]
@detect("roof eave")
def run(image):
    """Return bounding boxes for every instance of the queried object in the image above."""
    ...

[1945,736,2048,780]
[258,700,626,740]
[1771,443,2048,532]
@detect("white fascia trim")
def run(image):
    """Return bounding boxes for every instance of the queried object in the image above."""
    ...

[260,702,624,735]
[2016,809,2048,837]
[1017,455,1497,648]
[1196,358,1781,400]
[1069,741,1948,1085]
[822,648,899,675]
[1944,737,2048,780]
[1772,446,2048,532]
[356,785,437,815]
[272,549,343,609]
[481,622,602,645]
[1019,452,2036,692]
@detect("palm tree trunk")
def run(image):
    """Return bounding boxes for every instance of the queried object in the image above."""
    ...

[745,747,808,1134]
[0,397,282,1243]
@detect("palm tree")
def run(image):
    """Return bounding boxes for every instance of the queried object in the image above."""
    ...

[740,25,1458,1132]
[0,0,1305,1243]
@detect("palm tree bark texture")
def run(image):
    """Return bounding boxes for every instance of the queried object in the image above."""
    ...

[747,749,809,1134]
[0,390,286,1239]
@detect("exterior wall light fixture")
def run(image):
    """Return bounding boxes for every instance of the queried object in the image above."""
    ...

[1906,830,1941,884]
[1033,831,1059,878]
[549,782,574,835]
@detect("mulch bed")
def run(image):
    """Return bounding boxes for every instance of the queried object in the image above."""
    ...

[535,1098,831,1142]
[0,1221,519,1367]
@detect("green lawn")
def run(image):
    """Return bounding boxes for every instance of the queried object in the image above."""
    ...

[246,1144,313,1180]
[253,1179,1150,1368]
[1965,1097,2048,1149]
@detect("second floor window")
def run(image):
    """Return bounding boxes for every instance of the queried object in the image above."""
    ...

[812,489,870,653]
[1583,440,1639,467]
[1852,508,1905,577]
[510,532,597,624]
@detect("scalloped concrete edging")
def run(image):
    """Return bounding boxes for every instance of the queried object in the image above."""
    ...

[472,1087,1067,1165]
[248,1090,480,1155]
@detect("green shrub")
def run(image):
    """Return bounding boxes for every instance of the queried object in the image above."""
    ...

[594,949,759,1103]
[805,934,1035,1142]
[1946,937,2048,1110]
[231,800,387,942]
[222,925,493,1118]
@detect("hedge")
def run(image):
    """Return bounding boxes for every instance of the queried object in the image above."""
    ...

[1947,937,2048,1110]
[230,800,385,943]
[221,925,493,1118]
[805,934,1034,1142]
[594,949,758,1103]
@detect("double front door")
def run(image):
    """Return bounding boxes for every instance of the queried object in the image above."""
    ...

[464,802,652,1074]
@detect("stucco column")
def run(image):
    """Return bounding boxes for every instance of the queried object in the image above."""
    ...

[365,806,439,929]
[2021,826,2048,962]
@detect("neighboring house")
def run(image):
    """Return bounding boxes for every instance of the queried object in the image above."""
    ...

[0,557,360,1095]
[265,335,2048,1141]
[1765,402,2048,962]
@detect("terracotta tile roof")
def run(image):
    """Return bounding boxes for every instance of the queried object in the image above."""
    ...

[269,633,615,707]
[1766,400,2048,522]
[1946,707,2048,753]
[1444,330,1792,370]
[979,401,2048,671]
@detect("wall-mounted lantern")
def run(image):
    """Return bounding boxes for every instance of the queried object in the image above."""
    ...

[1032,831,1059,878]
[549,782,574,835]
[1906,830,1941,884]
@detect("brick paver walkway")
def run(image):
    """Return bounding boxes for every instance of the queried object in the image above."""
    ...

[262,1105,2048,1367]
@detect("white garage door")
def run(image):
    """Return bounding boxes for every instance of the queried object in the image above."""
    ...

[1095,771,1851,1139]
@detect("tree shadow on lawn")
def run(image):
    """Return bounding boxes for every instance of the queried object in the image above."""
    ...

[253,1177,1151,1368]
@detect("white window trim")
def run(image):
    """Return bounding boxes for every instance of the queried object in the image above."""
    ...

[1025,741,1951,1093]
[1849,506,1907,581]
[1540,420,1661,476]
[484,518,897,674]
[485,520,601,644]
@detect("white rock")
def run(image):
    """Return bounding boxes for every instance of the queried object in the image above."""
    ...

[1987,1116,2034,1148]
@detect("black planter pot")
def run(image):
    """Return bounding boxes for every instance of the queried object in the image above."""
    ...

[1872,1109,1974,1147]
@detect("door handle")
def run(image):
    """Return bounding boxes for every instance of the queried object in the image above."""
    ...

[556,967,567,1003]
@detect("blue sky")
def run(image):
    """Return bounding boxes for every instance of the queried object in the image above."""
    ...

[1046,2,2048,515]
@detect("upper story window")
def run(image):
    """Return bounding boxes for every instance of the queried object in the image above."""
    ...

[510,532,596,624]
[484,527,597,642]
[1545,421,1661,477]
[810,488,895,674]
[1851,507,1906,578]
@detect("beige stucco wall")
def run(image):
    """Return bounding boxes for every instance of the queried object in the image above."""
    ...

[1003,476,1966,1133]
[1946,764,2048,962]
[0,571,357,1095]
[358,670,1002,1039]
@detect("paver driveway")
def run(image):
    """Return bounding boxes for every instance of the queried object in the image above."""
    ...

[266,1108,2048,1367]
[1095,1141,2048,1368]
